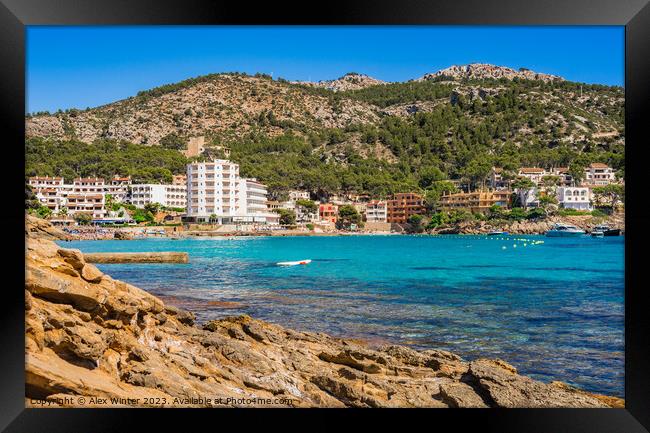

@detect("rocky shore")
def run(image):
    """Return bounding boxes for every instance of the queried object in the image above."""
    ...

[431,214,624,235]
[25,217,623,408]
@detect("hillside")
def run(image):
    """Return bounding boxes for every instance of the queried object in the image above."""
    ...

[26,73,380,145]
[25,64,625,197]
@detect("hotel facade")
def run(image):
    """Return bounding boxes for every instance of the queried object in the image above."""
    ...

[129,184,187,209]
[185,159,276,224]
[387,193,425,224]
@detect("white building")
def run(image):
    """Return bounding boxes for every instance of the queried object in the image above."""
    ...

[295,201,319,223]
[185,159,276,224]
[557,187,592,211]
[129,184,186,209]
[240,178,271,224]
[288,190,310,202]
[518,168,547,185]
[584,163,616,186]
[365,200,387,223]
[105,175,132,203]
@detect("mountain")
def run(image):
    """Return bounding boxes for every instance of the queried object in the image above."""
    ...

[26,65,624,197]
[294,72,387,91]
[26,73,380,146]
[418,63,564,83]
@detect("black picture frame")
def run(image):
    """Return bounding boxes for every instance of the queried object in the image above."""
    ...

[2,0,649,431]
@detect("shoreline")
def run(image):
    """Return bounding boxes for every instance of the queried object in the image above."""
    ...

[51,212,624,241]
[25,215,624,408]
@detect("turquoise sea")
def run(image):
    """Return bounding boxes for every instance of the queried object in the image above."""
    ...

[61,234,625,397]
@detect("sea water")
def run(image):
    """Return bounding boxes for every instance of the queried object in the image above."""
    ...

[61,234,625,397]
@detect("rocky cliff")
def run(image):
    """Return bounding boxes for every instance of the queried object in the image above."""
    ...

[24,218,622,408]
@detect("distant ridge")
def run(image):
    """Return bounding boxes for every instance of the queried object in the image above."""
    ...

[418,63,564,83]
[294,72,387,91]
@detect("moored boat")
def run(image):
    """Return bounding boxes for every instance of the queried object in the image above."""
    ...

[277,259,312,266]
[591,224,621,237]
[545,223,585,237]
[487,231,508,236]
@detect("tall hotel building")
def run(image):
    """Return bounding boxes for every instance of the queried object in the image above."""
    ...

[185,159,275,224]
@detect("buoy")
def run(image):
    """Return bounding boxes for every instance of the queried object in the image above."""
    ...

[513,244,517,248]
[502,246,507,250]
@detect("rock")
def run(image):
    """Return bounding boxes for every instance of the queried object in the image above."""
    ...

[57,248,86,270]
[164,305,195,326]
[467,359,606,408]
[439,382,488,408]
[81,264,104,283]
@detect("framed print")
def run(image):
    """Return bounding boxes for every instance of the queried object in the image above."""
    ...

[1,0,649,431]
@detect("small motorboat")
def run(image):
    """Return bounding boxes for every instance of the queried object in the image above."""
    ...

[487,231,508,236]
[591,224,621,237]
[277,259,312,266]
[545,223,585,237]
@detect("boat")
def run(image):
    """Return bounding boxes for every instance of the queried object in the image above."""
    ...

[545,223,586,237]
[277,259,312,266]
[487,231,508,236]
[591,224,621,237]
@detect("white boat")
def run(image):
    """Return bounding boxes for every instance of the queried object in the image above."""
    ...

[545,223,586,237]
[277,259,312,266]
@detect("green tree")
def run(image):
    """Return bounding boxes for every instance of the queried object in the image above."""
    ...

[592,184,624,209]
[405,214,424,234]
[511,177,536,210]
[275,208,296,226]
[160,133,186,150]
[74,213,92,225]
[336,205,361,230]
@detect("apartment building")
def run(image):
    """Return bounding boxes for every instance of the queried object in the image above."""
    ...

[584,163,616,186]
[439,190,512,214]
[319,203,338,224]
[387,193,425,224]
[365,200,387,223]
[185,160,275,224]
[105,175,132,203]
[242,178,271,223]
[557,187,592,211]
[129,184,187,209]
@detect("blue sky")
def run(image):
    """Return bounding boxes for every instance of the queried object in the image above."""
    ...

[26,26,624,113]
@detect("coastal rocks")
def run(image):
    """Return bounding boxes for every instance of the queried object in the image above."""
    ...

[26,214,71,241]
[465,359,604,408]
[24,218,620,408]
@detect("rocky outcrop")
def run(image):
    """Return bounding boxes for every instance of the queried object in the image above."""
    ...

[295,73,386,92]
[419,63,563,83]
[25,214,71,241]
[25,220,621,408]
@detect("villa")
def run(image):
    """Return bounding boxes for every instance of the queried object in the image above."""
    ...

[557,186,592,211]
[439,190,512,214]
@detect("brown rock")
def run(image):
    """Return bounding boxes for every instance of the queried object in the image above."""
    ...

[81,263,104,283]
